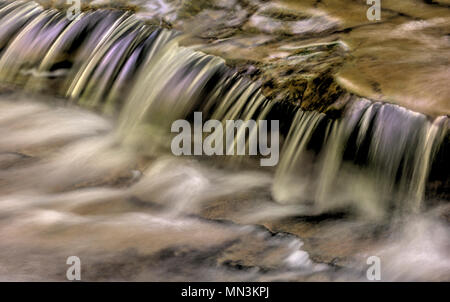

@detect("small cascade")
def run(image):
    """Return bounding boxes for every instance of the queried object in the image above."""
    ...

[197,78,275,160]
[0,1,43,51]
[0,2,174,113]
[273,109,327,204]
[0,1,447,218]
[273,99,448,218]
[117,36,227,136]
[115,33,277,157]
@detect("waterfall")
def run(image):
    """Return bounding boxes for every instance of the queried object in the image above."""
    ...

[273,99,448,218]
[273,109,327,204]
[0,1,447,217]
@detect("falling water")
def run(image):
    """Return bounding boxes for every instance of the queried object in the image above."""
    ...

[0,1,448,281]
[274,99,448,218]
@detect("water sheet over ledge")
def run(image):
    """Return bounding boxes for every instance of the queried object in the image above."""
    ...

[0,1,448,217]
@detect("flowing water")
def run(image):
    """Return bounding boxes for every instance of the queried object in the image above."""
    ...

[0,0,448,281]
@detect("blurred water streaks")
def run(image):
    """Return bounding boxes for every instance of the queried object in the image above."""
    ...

[0,0,448,281]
